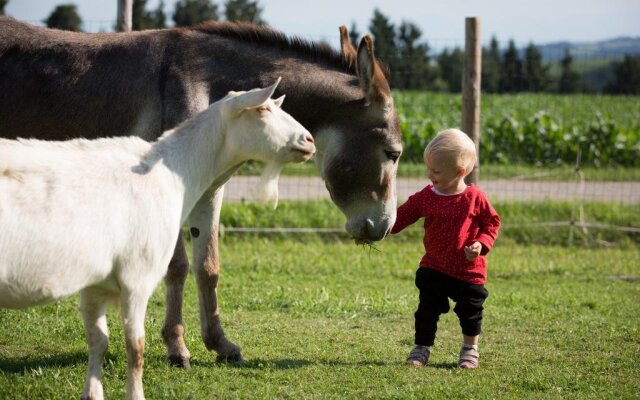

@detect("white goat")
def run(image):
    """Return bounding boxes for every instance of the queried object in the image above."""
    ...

[0,78,314,400]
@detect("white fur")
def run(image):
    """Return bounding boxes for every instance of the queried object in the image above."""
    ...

[254,161,285,209]
[0,79,314,400]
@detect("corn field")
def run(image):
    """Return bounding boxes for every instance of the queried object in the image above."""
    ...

[394,92,640,167]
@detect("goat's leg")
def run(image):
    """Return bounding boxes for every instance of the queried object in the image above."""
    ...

[189,186,243,362]
[121,287,151,400]
[80,288,109,400]
[161,232,191,368]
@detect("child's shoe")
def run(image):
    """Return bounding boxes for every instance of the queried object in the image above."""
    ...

[406,345,430,366]
[458,345,479,369]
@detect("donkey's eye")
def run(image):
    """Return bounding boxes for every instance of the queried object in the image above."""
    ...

[385,150,401,162]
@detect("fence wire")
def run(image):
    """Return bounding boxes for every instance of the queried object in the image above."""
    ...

[221,154,640,242]
[16,20,637,242]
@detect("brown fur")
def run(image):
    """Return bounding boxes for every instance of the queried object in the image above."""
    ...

[339,25,357,68]
[0,16,402,366]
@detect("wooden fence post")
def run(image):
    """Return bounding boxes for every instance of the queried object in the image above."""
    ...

[462,17,482,185]
[116,0,132,32]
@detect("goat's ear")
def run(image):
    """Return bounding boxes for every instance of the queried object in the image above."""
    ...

[339,25,357,67]
[273,95,285,108]
[356,35,391,107]
[227,77,282,112]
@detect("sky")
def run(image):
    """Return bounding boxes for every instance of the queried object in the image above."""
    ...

[5,0,640,50]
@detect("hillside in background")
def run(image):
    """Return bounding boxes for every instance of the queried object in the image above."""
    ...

[537,37,640,61]
[532,37,640,92]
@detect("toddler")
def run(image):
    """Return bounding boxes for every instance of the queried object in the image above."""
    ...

[391,128,501,369]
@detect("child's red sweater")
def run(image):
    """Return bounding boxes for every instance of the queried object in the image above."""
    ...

[391,184,501,284]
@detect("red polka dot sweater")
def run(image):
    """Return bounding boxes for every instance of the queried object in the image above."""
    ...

[391,184,501,284]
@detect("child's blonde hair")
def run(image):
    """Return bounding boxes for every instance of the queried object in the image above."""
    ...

[423,128,477,177]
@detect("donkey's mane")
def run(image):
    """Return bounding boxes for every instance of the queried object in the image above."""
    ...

[190,21,356,74]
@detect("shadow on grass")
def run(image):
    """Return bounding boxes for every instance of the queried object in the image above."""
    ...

[428,361,460,369]
[0,351,88,374]
[192,357,403,370]
[0,351,126,374]
[192,357,312,370]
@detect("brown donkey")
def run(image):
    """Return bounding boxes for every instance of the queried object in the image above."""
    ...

[0,18,402,368]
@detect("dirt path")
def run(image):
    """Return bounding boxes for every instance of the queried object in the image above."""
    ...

[224,176,640,204]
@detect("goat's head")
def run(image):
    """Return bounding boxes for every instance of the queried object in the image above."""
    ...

[222,78,316,208]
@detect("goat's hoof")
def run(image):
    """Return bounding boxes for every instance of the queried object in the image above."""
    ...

[168,354,191,369]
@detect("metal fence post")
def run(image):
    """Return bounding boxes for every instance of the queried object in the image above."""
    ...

[462,17,482,185]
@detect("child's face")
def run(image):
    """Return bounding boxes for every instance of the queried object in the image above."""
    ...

[425,152,464,194]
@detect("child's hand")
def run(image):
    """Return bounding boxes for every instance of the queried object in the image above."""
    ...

[464,241,482,261]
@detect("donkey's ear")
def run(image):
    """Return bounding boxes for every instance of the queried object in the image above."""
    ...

[356,35,391,107]
[339,25,357,67]
[227,77,282,112]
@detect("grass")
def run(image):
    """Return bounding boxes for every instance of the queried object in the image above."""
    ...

[398,163,640,182]
[217,199,640,247]
[0,237,638,399]
[238,160,640,182]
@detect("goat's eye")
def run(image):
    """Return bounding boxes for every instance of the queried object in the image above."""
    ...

[385,150,401,162]
[257,106,270,113]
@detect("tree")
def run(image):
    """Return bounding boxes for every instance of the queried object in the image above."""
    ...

[482,36,501,93]
[522,43,550,92]
[368,9,398,86]
[133,0,166,30]
[605,54,640,95]
[348,21,360,50]
[396,21,434,90]
[44,4,82,32]
[0,0,8,15]
[499,40,523,93]
[224,0,265,24]
[437,47,464,92]
[149,1,167,28]
[173,0,218,27]
[557,49,582,93]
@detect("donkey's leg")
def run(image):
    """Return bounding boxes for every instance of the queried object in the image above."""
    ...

[160,78,209,368]
[161,232,192,368]
[80,288,109,400]
[121,287,152,400]
[189,186,243,362]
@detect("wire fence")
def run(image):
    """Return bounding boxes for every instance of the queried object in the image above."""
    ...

[18,20,638,241]
[226,36,640,242]
[223,164,640,205]
[220,160,639,248]
[219,36,639,243]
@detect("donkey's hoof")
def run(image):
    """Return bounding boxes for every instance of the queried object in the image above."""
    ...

[168,354,191,369]
[216,348,244,363]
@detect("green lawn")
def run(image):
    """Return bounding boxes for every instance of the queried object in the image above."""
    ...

[238,161,640,182]
[242,160,640,182]
[398,163,640,182]
[1,237,638,399]
[218,199,640,247]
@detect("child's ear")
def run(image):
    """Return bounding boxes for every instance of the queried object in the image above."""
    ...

[457,166,467,178]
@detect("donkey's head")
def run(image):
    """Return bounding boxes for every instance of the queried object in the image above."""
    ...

[314,30,402,242]
[222,78,315,208]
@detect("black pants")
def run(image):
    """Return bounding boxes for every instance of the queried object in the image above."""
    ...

[414,268,489,346]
